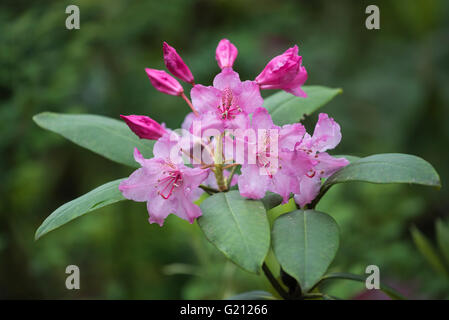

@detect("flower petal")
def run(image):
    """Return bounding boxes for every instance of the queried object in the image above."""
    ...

[315,153,349,178]
[181,112,196,131]
[294,175,321,208]
[147,195,177,226]
[225,112,250,131]
[213,68,241,91]
[269,170,299,204]
[191,85,221,113]
[181,167,210,192]
[279,123,306,151]
[238,164,269,199]
[119,159,162,201]
[236,81,263,113]
[251,107,275,130]
[311,113,342,152]
[196,111,225,133]
[176,191,203,224]
[153,131,182,161]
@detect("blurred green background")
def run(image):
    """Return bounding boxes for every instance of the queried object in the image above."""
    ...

[1,0,448,299]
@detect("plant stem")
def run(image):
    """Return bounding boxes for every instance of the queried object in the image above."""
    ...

[226,165,238,189]
[262,263,289,300]
[199,185,219,194]
[308,185,329,209]
[213,133,227,191]
[281,268,302,298]
[180,92,198,116]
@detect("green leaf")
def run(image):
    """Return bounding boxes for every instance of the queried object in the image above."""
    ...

[263,86,342,126]
[272,210,339,291]
[310,153,441,208]
[436,219,449,267]
[35,179,126,240]
[198,190,270,274]
[410,225,448,276]
[225,290,276,300]
[334,155,360,163]
[33,112,155,167]
[261,192,283,210]
[323,153,441,190]
[314,273,405,300]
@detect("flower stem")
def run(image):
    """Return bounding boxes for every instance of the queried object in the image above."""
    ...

[262,263,289,300]
[180,92,199,116]
[214,133,227,191]
[199,185,219,195]
[226,165,238,189]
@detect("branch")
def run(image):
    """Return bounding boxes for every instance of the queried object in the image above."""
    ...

[262,263,289,300]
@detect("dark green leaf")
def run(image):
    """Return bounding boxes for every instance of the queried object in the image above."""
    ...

[33,112,155,167]
[198,191,270,274]
[263,86,342,126]
[272,210,339,291]
[411,225,448,276]
[225,290,276,300]
[261,192,283,210]
[35,179,126,240]
[313,273,405,300]
[324,153,441,190]
[436,219,449,266]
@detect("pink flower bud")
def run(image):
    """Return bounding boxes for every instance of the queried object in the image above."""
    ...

[120,115,167,140]
[215,39,238,69]
[145,68,184,96]
[255,45,308,97]
[163,42,195,84]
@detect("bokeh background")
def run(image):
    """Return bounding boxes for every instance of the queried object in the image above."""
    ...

[1,0,448,299]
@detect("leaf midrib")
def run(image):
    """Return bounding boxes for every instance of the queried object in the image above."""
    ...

[303,211,308,288]
[223,193,253,260]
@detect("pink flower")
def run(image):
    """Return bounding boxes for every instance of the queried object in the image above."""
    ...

[181,112,196,131]
[145,68,184,96]
[216,39,238,70]
[255,45,308,97]
[294,113,349,207]
[163,42,195,84]
[236,108,313,203]
[119,136,209,226]
[120,115,167,140]
[189,68,263,132]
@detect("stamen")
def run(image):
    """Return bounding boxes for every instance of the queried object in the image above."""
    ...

[156,168,183,199]
[217,88,242,120]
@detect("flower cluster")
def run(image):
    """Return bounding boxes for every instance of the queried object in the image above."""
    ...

[119,39,348,226]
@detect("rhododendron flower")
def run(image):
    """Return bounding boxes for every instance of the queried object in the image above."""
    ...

[294,113,349,207]
[255,45,308,97]
[119,139,209,226]
[181,112,196,131]
[163,42,195,84]
[190,68,263,132]
[120,39,346,226]
[237,108,313,203]
[120,115,167,140]
[145,68,184,96]
[216,39,238,70]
